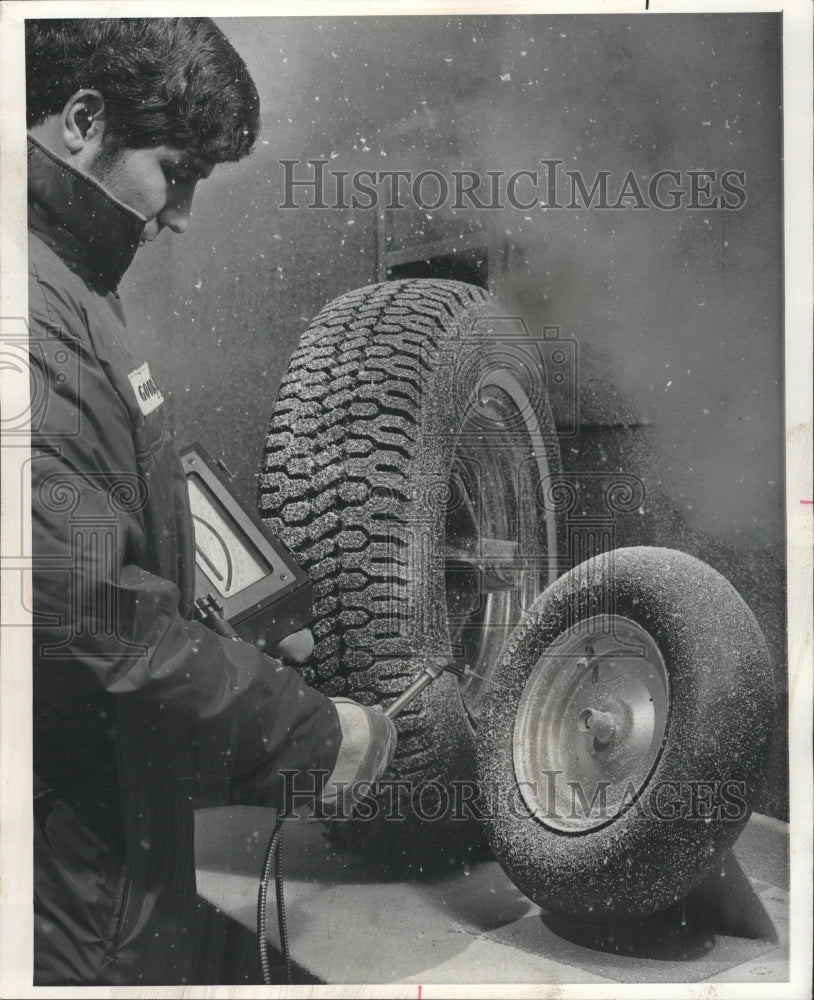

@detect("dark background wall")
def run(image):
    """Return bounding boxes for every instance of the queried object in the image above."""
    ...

[122,14,786,816]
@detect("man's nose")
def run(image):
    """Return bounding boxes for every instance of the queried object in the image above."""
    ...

[159,195,193,234]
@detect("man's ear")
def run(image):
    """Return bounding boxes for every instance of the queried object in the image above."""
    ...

[62,90,107,154]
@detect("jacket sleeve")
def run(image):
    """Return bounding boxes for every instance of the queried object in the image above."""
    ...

[29,275,342,808]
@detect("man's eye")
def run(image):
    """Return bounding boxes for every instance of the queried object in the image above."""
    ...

[164,167,187,185]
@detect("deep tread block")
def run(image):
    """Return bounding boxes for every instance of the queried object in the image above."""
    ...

[258,279,562,847]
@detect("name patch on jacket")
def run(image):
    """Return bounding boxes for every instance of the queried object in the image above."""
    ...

[127,363,164,415]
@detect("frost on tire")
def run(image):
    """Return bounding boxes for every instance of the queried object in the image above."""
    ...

[258,279,563,833]
[475,546,776,921]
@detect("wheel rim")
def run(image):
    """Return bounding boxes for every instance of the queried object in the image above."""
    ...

[444,369,558,726]
[512,614,669,832]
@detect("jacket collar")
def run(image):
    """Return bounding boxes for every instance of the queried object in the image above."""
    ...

[27,134,147,291]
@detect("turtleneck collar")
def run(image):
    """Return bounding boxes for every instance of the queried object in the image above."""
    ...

[27,133,147,291]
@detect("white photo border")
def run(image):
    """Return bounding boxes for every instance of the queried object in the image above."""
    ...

[1,2,810,997]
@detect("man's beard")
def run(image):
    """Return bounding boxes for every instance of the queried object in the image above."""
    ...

[86,142,150,243]
[87,142,124,189]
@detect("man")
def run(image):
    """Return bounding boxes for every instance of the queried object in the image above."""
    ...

[26,18,396,986]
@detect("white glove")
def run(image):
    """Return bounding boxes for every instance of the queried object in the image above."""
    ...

[320,698,397,816]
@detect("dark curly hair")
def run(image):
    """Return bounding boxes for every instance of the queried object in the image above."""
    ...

[25,18,260,162]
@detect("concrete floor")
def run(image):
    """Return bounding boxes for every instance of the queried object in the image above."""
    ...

[195,808,789,986]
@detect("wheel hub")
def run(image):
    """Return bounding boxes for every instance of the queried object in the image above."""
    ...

[512,614,670,832]
[578,706,618,749]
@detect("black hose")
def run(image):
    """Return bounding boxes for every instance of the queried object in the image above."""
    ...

[257,816,291,985]
[196,605,292,984]
[275,819,291,984]
[253,661,427,985]
[255,671,435,983]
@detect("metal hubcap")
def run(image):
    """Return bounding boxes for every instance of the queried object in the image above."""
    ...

[513,614,669,832]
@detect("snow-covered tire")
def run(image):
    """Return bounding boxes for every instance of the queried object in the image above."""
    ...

[258,279,562,833]
[475,546,775,921]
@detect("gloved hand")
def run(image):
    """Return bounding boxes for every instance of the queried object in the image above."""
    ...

[319,698,397,817]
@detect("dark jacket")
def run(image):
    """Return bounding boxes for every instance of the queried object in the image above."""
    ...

[28,135,341,984]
